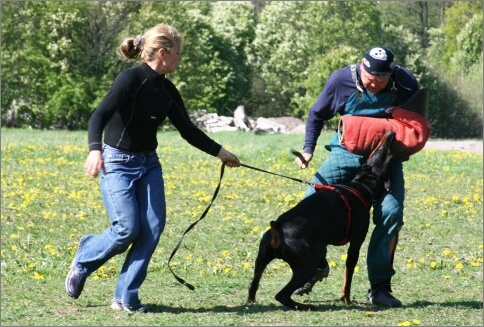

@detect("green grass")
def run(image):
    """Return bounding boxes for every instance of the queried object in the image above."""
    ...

[1,128,483,326]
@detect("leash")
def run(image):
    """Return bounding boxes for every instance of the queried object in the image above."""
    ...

[167,163,226,291]
[240,163,312,186]
[168,154,374,289]
[168,158,314,290]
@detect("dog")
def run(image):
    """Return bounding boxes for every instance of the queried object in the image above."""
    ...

[247,130,396,311]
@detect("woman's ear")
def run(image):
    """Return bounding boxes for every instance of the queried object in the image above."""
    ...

[158,48,165,59]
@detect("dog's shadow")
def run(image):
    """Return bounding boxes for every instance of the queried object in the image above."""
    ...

[144,299,483,314]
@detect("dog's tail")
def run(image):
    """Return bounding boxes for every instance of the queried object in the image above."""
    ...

[270,221,282,250]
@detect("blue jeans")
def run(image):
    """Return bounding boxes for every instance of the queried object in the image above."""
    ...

[73,145,166,307]
[306,146,404,288]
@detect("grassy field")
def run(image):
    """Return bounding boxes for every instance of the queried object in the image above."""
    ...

[1,128,482,326]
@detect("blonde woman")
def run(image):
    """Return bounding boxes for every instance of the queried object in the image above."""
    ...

[65,24,240,313]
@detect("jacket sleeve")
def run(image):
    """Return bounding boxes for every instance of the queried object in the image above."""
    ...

[165,81,222,157]
[303,71,343,154]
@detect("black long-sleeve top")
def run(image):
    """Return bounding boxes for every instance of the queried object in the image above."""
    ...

[88,63,221,156]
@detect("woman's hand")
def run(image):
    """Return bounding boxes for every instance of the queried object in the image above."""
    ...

[83,150,104,177]
[217,147,240,168]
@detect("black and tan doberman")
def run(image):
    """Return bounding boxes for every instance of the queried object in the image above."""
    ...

[247,131,397,311]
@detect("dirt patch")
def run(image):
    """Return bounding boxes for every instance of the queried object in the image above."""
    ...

[272,118,482,154]
[268,117,305,132]
[422,140,483,154]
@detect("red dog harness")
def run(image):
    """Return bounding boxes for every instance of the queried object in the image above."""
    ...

[314,183,370,245]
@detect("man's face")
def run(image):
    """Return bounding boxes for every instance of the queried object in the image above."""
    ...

[359,62,391,94]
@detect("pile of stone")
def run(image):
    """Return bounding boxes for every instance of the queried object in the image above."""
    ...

[190,105,305,134]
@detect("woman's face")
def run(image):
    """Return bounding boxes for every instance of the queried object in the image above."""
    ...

[359,62,391,94]
[161,43,182,74]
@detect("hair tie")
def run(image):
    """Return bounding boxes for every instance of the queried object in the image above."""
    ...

[134,35,144,51]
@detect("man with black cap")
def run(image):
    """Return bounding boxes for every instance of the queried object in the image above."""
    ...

[293,46,419,307]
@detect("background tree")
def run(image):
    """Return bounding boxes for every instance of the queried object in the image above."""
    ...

[377,1,454,48]
[248,1,382,118]
[1,1,482,138]
[2,2,54,128]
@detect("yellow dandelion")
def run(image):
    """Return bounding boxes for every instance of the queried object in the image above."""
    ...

[455,262,464,269]
[413,319,421,325]
[430,262,437,269]
[33,272,44,280]
[197,257,204,263]
[242,262,250,269]
[329,261,337,268]
[364,311,373,317]
[397,321,411,326]
[222,250,229,257]
[10,234,18,239]
[341,254,347,261]
[443,275,450,280]
[443,249,451,256]
[252,226,260,232]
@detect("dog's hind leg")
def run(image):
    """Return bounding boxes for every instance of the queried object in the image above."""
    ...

[248,231,275,303]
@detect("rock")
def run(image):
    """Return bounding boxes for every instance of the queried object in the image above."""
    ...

[188,107,306,134]
[233,105,252,131]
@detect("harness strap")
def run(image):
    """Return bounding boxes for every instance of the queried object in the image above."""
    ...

[334,184,371,210]
[314,184,352,245]
[350,64,363,100]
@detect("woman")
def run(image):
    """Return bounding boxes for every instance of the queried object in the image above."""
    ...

[65,24,240,313]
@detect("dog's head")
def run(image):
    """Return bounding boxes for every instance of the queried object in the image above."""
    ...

[355,130,396,192]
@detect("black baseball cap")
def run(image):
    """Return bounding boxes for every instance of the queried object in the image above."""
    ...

[362,47,395,76]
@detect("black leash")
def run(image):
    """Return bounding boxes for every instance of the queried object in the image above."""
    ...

[167,163,226,291]
[240,162,312,186]
[168,154,313,290]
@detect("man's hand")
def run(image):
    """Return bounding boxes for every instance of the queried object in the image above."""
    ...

[291,149,313,169]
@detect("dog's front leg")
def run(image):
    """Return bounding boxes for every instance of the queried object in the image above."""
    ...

[340,242,362,305]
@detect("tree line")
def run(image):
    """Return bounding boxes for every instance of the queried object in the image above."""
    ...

[1,1,482,138]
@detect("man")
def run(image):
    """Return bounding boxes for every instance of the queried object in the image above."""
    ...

[294,46,419,307]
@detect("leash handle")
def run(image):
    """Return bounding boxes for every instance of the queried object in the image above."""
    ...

[167,163,226,291]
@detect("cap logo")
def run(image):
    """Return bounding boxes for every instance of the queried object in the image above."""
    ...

[368,47,388,61]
